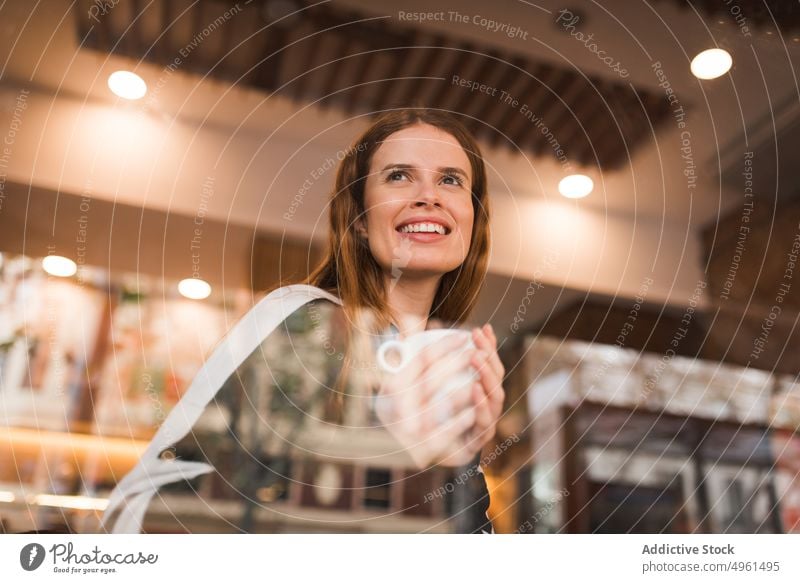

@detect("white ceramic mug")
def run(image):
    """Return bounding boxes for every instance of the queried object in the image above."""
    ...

[376,328,478,400]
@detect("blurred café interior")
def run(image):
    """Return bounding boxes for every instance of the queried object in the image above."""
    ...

[1,0,799,533]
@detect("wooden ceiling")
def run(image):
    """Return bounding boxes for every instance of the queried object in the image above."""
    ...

[659,0,800,34]
[76,0,674,170]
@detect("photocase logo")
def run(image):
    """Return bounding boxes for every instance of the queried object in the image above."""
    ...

[19,543,46,571]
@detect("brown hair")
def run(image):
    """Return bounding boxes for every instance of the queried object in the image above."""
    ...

[302,108,491,329]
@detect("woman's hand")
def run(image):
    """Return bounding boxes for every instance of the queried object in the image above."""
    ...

[464,324,506,453]
[374,331,484,468]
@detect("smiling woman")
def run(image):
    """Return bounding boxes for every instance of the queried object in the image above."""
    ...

[102,109,503,534]
[295,110,503,531]
[306,109,491,336]
[299,111,501,463]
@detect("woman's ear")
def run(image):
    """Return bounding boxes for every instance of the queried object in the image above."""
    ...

[355,217,368,239]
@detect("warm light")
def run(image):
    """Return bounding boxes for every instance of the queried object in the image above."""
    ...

[558,174,593,199]
[178,278,211,300]
[34,494,109,511]
[42,255,77,277]
[0,491,15,503]
[107,70,147,100]
[690,48,732,80]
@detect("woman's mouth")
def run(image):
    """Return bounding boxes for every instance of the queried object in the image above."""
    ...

[396,222,450,242]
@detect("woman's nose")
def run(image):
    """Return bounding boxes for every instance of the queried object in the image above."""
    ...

[413,174,442,206]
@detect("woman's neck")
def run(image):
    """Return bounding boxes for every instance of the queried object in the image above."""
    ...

[384,274,441,336]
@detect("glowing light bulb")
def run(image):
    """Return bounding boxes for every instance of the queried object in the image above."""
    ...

[558,174,593,199]
[42,255,77,277]
[178,278,211,300]
[108,70,147,100]
[690,48,732,80]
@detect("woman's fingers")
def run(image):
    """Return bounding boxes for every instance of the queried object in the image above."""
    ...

[472,328,505,380]
[467,326,506,451]
[473,324,496,351]
[471,350,499,396]
[472,381,495,431]
[485,323,497,346]
[488,378,505,415]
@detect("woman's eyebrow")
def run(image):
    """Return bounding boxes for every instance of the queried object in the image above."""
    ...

[379,163,469,180]
[438,166,469,180]
[379,163,415,172]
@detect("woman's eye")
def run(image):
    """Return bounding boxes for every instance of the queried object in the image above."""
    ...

[441,174,463,186]
[387,170,408,182]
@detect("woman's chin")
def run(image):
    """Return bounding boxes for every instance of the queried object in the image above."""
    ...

[384,263,463,280]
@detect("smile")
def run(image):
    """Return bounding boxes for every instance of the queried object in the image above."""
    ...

[396,222,449,235]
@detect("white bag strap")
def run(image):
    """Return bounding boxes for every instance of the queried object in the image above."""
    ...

[101,284,342,533]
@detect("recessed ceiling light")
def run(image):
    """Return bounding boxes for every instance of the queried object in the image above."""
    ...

[108,70,147,100]
[42,255,77,277]
[558,174,593,198]
[178,278,211,300]
[690,48,732,80]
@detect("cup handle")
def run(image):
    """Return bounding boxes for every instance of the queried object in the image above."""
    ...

[376,339,406,374]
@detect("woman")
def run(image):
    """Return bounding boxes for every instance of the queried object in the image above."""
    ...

[102,109,505,534]
[300,108,505,472]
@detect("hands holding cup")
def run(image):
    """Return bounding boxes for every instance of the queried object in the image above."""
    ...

[374,319,505,468]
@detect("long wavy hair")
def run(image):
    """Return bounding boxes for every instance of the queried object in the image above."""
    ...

[303,108,491,329]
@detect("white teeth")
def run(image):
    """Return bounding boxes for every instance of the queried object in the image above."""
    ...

[399,222,446,234]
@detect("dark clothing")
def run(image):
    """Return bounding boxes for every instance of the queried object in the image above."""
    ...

[162,299,493,533]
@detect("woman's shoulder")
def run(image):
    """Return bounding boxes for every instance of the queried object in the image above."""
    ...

[281,296,343,332]
[261,284,341,319]
[249,287,350,359]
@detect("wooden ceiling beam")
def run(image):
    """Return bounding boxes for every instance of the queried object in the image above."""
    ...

[468,56,525,133]
[155,0,172,64]
[390,33,447,108]
[505,69,572,149]
[480,59,534,144]
[589,85,666,169]
[343,49,382,114]
[488,64,556,149]
[537,77,616,159]
[216,4,237,82]
[249,25,290,92]
[289,25,325,102]
[304,4,408,51]
[427,44,477,109]
[130,0,145,58]
[316,34,354,110]
[95,5,112,54]
[188,2,211,75]
[530,74,593,153]
[372,31,425,111]
[576,91,631,169]
[450,51,502,116]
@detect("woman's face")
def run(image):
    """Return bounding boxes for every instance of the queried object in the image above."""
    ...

[358,123,475,280]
